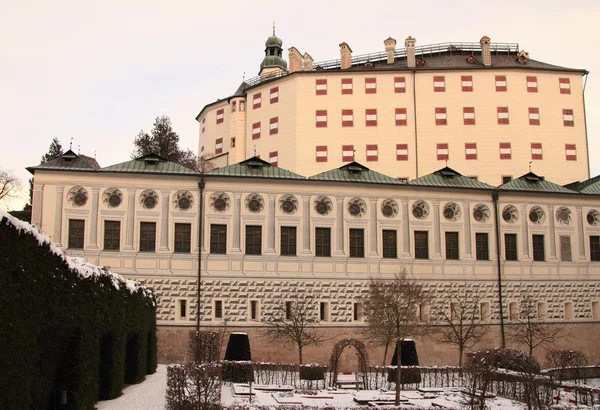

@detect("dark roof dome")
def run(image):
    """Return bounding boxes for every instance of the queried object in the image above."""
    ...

[260,55,288,70]
[265,35,282,48]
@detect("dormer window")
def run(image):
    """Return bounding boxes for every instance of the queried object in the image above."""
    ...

[248,160,263,170]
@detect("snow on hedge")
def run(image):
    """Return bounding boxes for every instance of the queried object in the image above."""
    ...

[1,210,153,300]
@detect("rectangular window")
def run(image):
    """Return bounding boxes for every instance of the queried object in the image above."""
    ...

[253,92,262,109]
[280,226,297,256]
[177,299,188,320]
[216,109,224,124]
[394,76,406,93]
[270,86,279,103]
[414,231,429,259]
[526,76,538,92]
[316,110,327,127]
[214,300,223,319]
[230,137,236,148]
[342,145,354,162]
[366,144,378,162]
[445,232,459,260]
[590,236,600,261]
[174,223,191,253]
[532,234,545,262]
[528,107,540,125]
[565,144,577,161]
[560,236,572,262]
[559,77,571,94]
[395,108,407,126]
[509,301,519,320]
[495,75,507,91]
[252,122,261,139]
[245,225,262,255]
[433,76,445,92]
[531,143,543,160]
[497,107,509,124]
[537,302,547,320]
[215,137,223,155]
[349,228,365,258]
[396,144,408,161]
[342,109,354,127]
[269,151,278,166]
[476,233,489,260]
[592,301,600,320]
[461,75,473,92]
[231,101,236,112]
[353,302,363,321]
[210,224,227,254]
[565,302,574,320]
[315,227,331,257]
[68,219,85,249]
[435,107,447,125]
[316,145,328,162]
[250,300,259,321]
[563,109,574,126]
[341,78,353,94]
[365,109,377,126]
[502,176,512,184]
[269,117,279,135]
[463,107,475,125]
[382,230,397,258]
[480,302,491,322]
[320,301,330,321]
[240,101,245,111]
[315,79,327,95]
[437,143,449,161]
[285,301,292,320]
[201,117,206,133]
[505,233,518,261]
[365,77,377,94]
[419,304,429,322]
[104,220,120,251]
[139,222,156,252]
[499,142,512,159]
[465,143,477,160]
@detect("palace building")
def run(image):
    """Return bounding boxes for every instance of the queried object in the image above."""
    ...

[27,32,599,365]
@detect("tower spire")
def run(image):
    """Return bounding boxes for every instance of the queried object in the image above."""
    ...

[272,21,275,35]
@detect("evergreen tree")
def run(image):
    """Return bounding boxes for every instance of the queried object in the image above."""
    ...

[28,138,64,208]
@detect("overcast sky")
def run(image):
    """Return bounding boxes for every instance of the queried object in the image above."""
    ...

[1,0,599,211]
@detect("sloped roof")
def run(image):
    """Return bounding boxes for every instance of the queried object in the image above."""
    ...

[27,150,101,174]
[100,153,199,175]
[308,162,402,185]
[564,175,600,194]
[206,157,305,180]
[498,172,576,194]
[408,167,495,190]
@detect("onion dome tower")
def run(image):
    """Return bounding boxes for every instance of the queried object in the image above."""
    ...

[259,23,288,76]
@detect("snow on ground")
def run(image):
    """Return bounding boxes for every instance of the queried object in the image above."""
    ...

[96,365,167,410]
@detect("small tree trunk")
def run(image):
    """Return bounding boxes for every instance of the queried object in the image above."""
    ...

[298,345,303,365]
[459,346,464,368]
[395,339,402,406]
[382,343,389,367]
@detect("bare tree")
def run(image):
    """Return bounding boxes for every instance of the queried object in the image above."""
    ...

[432,289,489,367]
[363,270,427,405]
[507,296,568,355]
[0,168,21,210]
[262,291,324,364]
[361,313,397,366]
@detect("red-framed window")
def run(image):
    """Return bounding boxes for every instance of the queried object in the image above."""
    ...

[526,76,538,93]
[463,107,475,125]
[316,79,327,95]
[396,144,408,161]
[499,143,512,160]
[316,146,328,162]
[531,143,543,160]
[495,75,507,92]
[252,122,261,139]
[394,77,406,93]
[461,75,473,92]
[201,117,206,133]
[316,110,327,127]
[270,87,279,103]
[365,78,377,94]
[342,109,354,127]
[559,78,571,94]
[342,145,354,162]
[435,107,447,125]
[565,144,577,161]
[269,151,278,166]
[215,138,223,155]
[563,109,574,126]
[437,143,449,161]
[433,76,445,92]
[341,78,353,94]
[365,109,377,126]
[253,93,262,109]
[395,108,407,126]
[216,109,224,124]
[366,144,378,162]
[465,143,477,160]
[497,107,509,125]
[269,117,279,135]
[529,108,540,125]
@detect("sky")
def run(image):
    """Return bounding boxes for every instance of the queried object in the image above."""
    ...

[1,0,599,211]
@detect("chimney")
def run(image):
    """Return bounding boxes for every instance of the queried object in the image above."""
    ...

[303,52,313,71]
[384,37,396,64]
[405,36,416,68]
[288,47,302,73]
[480,35,491,67]
[339,42,353,69]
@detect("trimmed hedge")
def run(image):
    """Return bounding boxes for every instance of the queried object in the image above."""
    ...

[0,213,157,409]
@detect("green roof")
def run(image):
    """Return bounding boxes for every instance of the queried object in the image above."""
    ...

[564,175,600,194]
[27,150,101,174]
[207,157,305,180]
[498,172,576,194]
[309,162,402,185]
[265,35,282,48]
[100,154,199,175]
[408,167,495,190]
